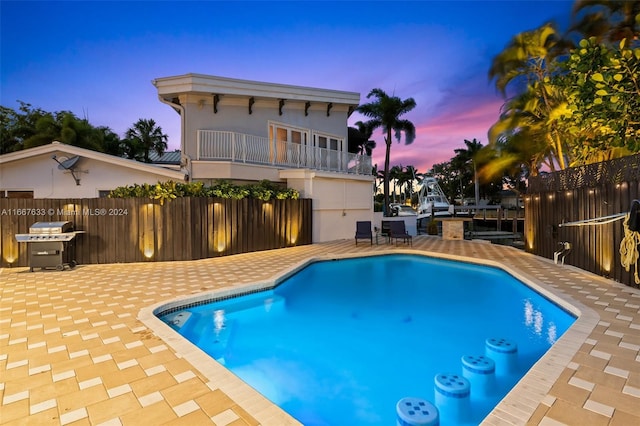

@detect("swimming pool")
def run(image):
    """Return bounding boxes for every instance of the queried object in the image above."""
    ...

[159,254,576,425]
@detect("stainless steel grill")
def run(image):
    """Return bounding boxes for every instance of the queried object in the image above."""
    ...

[15,221,81,271]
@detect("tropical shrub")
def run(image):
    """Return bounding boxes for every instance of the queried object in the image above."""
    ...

[108,180,299,203]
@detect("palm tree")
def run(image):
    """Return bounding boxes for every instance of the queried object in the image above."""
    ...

[372,164,384,195]
[389,165,404,203]
[489,23,571,171]
[397,166,414,204]
[356,89,416,215]
[354,121,377,155]
[404,165,422,205]
[124,118,168,163]
[347,125,376,155]
[452,139,483,202]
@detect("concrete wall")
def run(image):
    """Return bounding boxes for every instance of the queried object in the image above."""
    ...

[373,212,418,236]
[280,169,374,242]
[190,161,282,184]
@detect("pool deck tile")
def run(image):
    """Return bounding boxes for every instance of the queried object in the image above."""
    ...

[2,237,640,425]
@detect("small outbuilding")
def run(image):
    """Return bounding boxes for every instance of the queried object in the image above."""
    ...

[0,142,186,199]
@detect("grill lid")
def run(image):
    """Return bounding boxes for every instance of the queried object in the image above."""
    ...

[29,221,74,234]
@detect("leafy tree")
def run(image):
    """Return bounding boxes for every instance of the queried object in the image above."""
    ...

[123,118,168,163]
[1,102,123,154]
[20,111,105,152]
[0,102,50,154]
[427,162,458,204]
[58,113,105,151]
[557,37,640,163]
[98,126,127,157]
[356,88,416,215]
[571,0,640,46]
[486,3,640,179]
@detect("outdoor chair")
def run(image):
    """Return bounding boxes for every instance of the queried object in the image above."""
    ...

[389,220,412,246]
[355,221,373,245]
[381,220,392,244]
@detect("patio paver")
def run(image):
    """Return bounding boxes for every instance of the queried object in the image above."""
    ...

[1,237,639,425]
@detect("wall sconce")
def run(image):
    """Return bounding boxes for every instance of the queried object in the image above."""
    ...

[3,232,19,266]
[3,252,17,266]
[139,203,161,260]
[62,203,78,216]
[212,202,229,254]
[288,216,300,246]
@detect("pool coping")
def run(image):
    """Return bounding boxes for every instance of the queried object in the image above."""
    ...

[138,248,600,425]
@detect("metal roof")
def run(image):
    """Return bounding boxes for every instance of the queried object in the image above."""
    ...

[148,150,181,164]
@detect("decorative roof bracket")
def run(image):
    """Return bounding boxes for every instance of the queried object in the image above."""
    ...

[305,101,311,116]
[248,97,255,115]
[279,99,286,116]
[213,94,220,114]
[326,102,333,117]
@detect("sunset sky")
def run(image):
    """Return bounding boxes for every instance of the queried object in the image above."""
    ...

[1,0,573,173]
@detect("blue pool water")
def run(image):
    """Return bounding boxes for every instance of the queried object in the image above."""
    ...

[159,254,576,425]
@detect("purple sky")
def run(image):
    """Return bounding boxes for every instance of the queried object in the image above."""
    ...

[1,0,573,174]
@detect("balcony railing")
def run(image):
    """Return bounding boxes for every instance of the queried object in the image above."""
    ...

[197,130,372,175]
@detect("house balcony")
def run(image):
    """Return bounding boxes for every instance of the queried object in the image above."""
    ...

[197,130,372,175]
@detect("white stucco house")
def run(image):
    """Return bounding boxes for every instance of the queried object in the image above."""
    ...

[0,74,375,242]
[0,142,185,199]
[152,74,375,242]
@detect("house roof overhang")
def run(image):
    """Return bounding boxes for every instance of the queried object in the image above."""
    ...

[152,73,360,112]
[0,142,186,181]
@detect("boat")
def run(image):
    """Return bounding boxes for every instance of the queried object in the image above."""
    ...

[416,177,453,219]
[389,203,418,216]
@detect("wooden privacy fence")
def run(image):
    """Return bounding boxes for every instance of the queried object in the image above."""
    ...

[527,154,640,288]
[0,197,312,268]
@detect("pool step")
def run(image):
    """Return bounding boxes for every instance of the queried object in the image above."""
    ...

[162,311,192,330]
